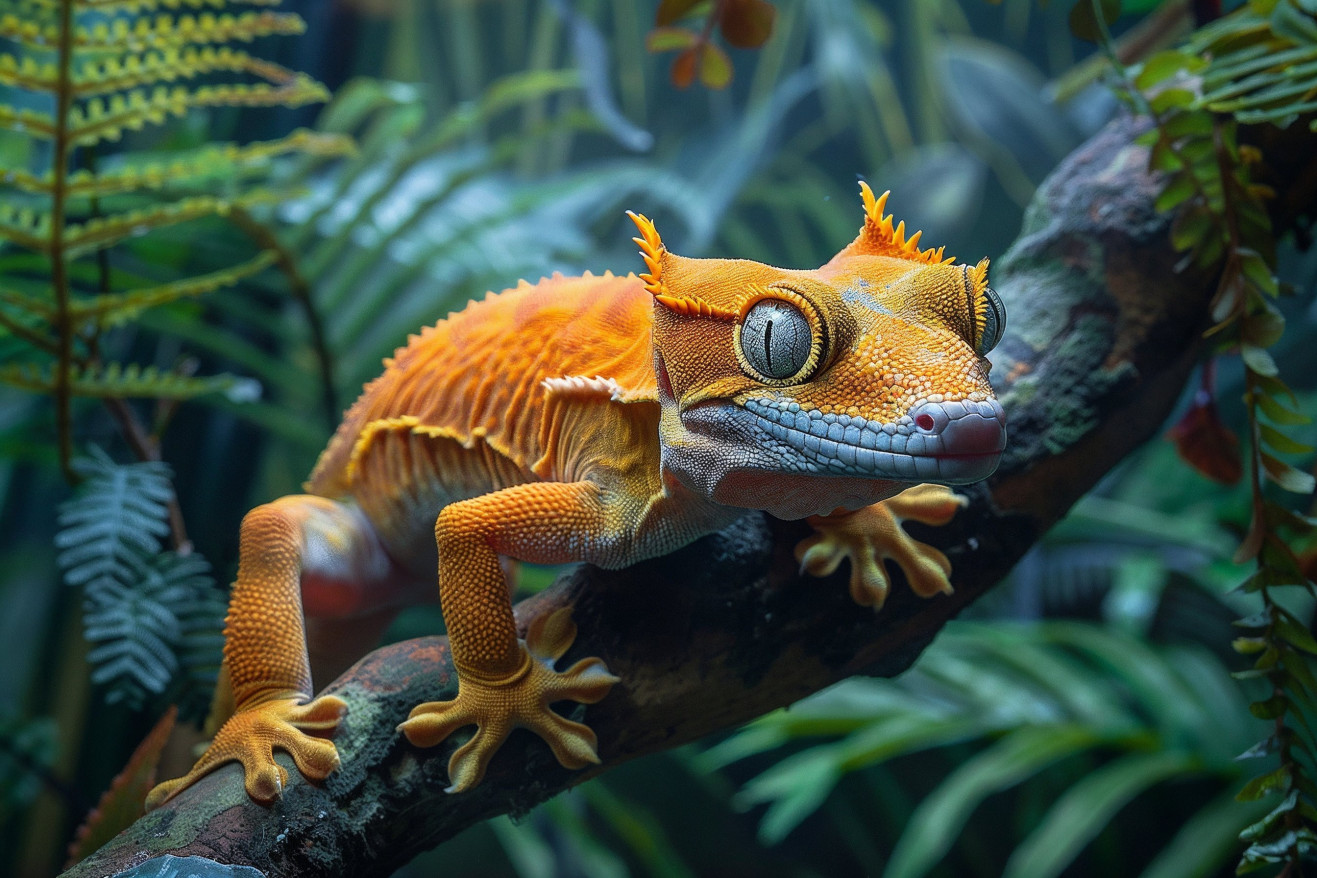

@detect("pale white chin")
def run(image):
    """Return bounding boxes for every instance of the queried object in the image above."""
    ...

[709,469,905,520]
[660,402,910,518]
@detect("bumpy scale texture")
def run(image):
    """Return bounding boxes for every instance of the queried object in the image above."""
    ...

[148,183,1006,805]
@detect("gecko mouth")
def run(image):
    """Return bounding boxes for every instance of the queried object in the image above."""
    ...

[741,397,1006,484]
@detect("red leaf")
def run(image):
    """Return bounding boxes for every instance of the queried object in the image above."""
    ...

[671,47,698,89]
[1167,390,1242,485]
[719,0,775,48]
[65,707,177,868]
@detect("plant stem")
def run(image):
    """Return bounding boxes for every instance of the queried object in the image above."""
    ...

[226,206,339,431]
[51,0,75,482]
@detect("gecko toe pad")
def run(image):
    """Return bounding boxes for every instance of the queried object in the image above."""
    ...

[144,692,346,809]
[796,484,965,609]
[399,607,619,793]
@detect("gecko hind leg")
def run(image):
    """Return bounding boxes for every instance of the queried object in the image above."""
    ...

[146,495,393,808]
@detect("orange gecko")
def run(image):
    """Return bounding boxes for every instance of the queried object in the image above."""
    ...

[147,183,1006,805]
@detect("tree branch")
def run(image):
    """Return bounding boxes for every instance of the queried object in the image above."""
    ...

[64,114,1314,877]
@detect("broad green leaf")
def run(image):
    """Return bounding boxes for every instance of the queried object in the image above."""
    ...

[1241,344,1279,377]
[1138,791,1269,878]
[1155,172,1198,213]
[1261,452,1316,493]
[1004,751,1201,878]
[1135,51,1196,89]
[1150,88,1196,113]
[884,725,1113,878]
[1259,423,1313,456]
[1257,392,1308,427]
[645,26,699,53]
[1237,764,1291,802]
[698,42,732,89]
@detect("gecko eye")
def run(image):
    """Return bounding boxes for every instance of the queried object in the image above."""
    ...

[975,287,1006,356]
[739,299,816,382]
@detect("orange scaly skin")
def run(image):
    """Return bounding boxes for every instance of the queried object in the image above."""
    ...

[146,184,1006,806]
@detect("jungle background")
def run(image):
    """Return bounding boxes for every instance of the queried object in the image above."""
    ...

[2,0,1316,875]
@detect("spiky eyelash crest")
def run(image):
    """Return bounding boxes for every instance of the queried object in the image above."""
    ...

[855,181,955,266]
[626,210,738,320]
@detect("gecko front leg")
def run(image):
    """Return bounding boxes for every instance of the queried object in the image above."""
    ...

[795,484,967,609]
[398,480,621,793]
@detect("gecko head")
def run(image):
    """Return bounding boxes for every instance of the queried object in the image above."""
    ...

[627,184,1006,518]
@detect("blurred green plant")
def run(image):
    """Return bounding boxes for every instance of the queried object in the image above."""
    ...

[0,0,351,475]
[700,620,1267,877]
[0,0,351,712]
[1086,0,1317,871]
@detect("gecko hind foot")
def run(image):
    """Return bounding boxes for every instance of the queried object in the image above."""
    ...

[399,607,618,793]
[145,692,346,809]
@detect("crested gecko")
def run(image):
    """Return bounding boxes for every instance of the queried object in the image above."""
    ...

[147,183,1006,805]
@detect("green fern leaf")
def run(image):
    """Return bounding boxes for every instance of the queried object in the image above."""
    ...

[0,103,56,139]
[71,46,301,97]
[73,11,305,52]
[0,13,58,49]
[1,130,353,198]
[67,81,330,146]
[83,550,220,707]
[0,286,53,322]
[55,447,172,590]
[0,51,56,91]
[0,202,52,253]
[60,0,281,12]
[70,250,278,328]
[61,191,282,257]
[84,581,179,704]
[0,361,261,402]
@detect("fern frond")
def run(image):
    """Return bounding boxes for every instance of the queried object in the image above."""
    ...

[84,580,179,704]
[0,52,57,90]
[0,203,52,253]
[0,103,57,139]
[0,13,58,49]
[73,11,305,52]
[68,80,330,145]
[70,249,277,328]
[55,447,173,590]
[0,361,261,401]
[82,550,219,706]
[64,0,281,11]
[3,131,352,198]
[0,286,54,321]
[62,191,282,257]
[70,46,301,96]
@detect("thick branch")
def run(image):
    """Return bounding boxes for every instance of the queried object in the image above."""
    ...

[66,114,1313,877]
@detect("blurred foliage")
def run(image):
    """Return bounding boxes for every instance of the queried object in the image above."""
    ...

[0,0,1314,875]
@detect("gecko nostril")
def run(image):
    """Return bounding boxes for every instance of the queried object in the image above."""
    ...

[915,413,936,432]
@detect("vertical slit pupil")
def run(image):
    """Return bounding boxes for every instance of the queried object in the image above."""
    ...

[764,319,774,373]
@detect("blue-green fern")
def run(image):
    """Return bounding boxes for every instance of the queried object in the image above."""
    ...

[56,448,222,711]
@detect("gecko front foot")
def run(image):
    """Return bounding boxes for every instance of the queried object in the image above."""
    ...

[145,692,346,808]
[796,484,967,609]
[399,607,619,793]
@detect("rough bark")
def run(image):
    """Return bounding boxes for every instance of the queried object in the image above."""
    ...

[63,113,1310,877]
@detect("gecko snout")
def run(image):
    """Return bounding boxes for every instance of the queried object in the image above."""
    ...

[907,398,1006,483]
